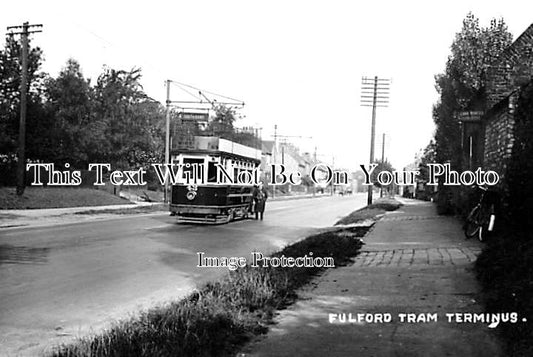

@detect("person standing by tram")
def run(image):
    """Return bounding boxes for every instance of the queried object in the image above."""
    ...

[253,182,268,220]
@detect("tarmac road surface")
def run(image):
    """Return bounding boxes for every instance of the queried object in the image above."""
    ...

[0,193,366,356]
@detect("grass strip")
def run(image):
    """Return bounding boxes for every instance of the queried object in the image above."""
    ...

[335,197,402,225]
[74,204,167,215]
[0,187,130,209]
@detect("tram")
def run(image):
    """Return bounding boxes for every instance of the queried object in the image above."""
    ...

[169,136,262,224]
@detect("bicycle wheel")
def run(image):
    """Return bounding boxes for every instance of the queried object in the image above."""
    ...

[464,206,481,239]
[478,226,484,242]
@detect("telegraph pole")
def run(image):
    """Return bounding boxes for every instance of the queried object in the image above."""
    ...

[313,146,317,196]
[164,79,171,203]
[7,22,42,196]
[381,133,385,163]
[270,125,312,198]
[361,76,390,205]
[272,124,277,198]
[380,133,385,198]
[331,156,335,196]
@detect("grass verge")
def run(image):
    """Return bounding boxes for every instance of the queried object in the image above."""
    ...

[74,204,167,215]
[0,187,130,209]
[50,200,400,357]
[335,197,402,225]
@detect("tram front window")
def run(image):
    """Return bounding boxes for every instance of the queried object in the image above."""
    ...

[208,161,217,183]
[182,158,204,183]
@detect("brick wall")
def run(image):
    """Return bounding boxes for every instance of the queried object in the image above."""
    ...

[482,23,533,185]
[486,24,533,108]
[483,96,515,184]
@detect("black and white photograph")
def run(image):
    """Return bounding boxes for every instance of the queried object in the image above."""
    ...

[1,1,533,356]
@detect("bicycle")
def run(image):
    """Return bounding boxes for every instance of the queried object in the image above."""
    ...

[463,185,497,241]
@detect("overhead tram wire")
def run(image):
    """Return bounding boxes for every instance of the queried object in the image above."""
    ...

[172,82,202,102]
[69,20,169,82]
[69,21,244,108]
[169,80,244,104]
[169,80,245,107]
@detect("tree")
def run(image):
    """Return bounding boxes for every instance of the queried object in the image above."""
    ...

[1,38,168,187]
[432,13,512,213]
[203,104,261,148]
[433,13,512,166]
[124,98,165,168]
[207,104,236,137]
[371,159,395,191]
[91,66,165,169]
[0,35,46,159]
[417,140,436,183]
[44,59,93,166]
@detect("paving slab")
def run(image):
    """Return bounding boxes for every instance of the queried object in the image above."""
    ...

[240,199,503,357]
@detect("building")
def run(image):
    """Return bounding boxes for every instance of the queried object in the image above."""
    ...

[261,140,331,194]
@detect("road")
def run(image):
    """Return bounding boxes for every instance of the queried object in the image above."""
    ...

[0,193,366,356]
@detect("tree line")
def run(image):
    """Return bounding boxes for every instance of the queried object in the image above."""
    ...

[0,36,258,187]
[0,35,166,177]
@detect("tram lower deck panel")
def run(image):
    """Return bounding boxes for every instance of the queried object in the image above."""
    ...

[170,185,255,224]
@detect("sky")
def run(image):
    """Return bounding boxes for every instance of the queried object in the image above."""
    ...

[1,0,532,171]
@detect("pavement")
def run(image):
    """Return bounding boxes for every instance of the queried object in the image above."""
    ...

[0,191,332,230]
[240,198,503,357]
[0,201,160,229]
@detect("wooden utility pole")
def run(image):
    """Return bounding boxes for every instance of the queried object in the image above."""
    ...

[272,124,277,198]
[313,146,317,196]
[164,79,171,203]
[361,76,390,205]
[6,22,42,196]
[380,133,385,198]
[381,133,385,162]
[368,77,378,204]
[331,156,335,196]
[270,126,312,198]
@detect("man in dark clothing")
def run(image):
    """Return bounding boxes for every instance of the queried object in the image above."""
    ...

[253,182,268,220]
